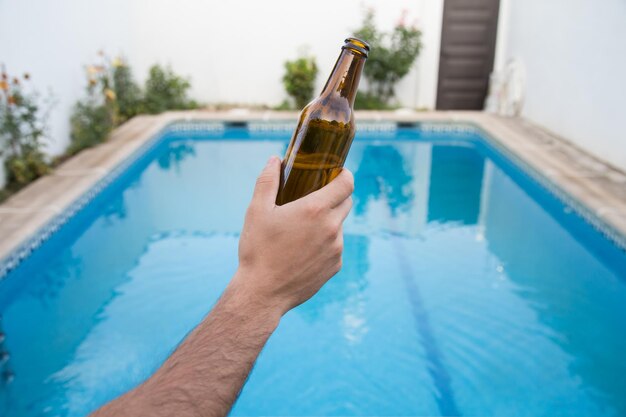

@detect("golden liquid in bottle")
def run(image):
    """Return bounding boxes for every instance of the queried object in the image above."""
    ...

[277,119,354,205]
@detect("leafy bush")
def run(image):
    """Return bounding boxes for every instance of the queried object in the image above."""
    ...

[273,99,293,111]
[69,55,198,156]
[113,57,143,122]
[69,99,116,155]
[282,56,318,109]
[0,67,50,191]
[5,150,49,186]
[68,54,118,155]
[143,64,197,114]
[354,91,397,110]
[353,9,422,108]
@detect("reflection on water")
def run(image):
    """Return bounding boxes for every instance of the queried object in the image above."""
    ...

[296,235,370,325]
[27,251,83,306]
[157,141,196,171]
[347,140,625,416]
[427,145,484,225]
[353,145,415,216]
[0,133,625,417]
[102,193,128,223]
[483,169,626,414]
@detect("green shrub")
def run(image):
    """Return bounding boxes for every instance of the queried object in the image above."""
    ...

[68,99,115,155]
[353,9,422,108]
[143,64,197,114]
[113,58,143,122]
[282,56,318,109]
[5,151,49,185]
[273,99,293,111]
[68,54,118,155]
[354,91,397,110]
[0,67,50,190]
[67,55,198,159]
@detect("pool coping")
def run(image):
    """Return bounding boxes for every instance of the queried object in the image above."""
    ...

[1,110,625,277]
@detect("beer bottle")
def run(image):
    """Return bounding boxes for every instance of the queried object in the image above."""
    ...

[276,37,369,205]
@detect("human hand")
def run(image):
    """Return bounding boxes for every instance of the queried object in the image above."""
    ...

[232,156,354,316]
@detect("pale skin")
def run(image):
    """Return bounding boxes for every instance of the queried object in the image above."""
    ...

[91,156,354,417]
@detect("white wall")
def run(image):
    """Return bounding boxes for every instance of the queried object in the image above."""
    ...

[127,0,443,108]
[0,0,133,156]
[500,0,626,170]
[0,0,443,168]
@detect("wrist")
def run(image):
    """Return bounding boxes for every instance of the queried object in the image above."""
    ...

[227,267,287,324]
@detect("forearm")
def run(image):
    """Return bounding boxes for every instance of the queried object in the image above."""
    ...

[92,269,282,417]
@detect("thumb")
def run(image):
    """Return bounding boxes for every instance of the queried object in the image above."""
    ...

[252,156,281,207]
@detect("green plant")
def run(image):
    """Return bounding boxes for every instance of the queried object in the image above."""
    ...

[353,9,422,108]
[273,99,293,111]
[282,56,318,109]
[354,91,397,110]
[143,64,197,114]
[0,66,50,190]
[67,54,200,157]
[69,99,116,155]
[68,53,117,155]
[112,57,143,122]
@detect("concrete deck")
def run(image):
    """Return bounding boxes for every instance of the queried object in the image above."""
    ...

[1,110,625,272]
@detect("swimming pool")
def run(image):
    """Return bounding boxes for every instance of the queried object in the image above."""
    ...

[0,123,625,416]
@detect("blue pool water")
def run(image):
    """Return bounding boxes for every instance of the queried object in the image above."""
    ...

[0,125,625,417]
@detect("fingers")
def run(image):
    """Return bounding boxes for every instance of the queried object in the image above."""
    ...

[251,156,281,208]
[330,229,344,275]
[335,195,353,223]
[302,169,354,209]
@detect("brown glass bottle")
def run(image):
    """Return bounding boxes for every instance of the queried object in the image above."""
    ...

[276,38,369,205]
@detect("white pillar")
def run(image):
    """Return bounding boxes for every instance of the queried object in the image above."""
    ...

[416,0,445,109]
[493,0,511,72]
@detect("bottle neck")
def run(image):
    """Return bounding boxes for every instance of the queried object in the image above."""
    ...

[320,49,366,106]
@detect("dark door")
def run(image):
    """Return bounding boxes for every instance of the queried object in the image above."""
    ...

[436,0,500,110]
